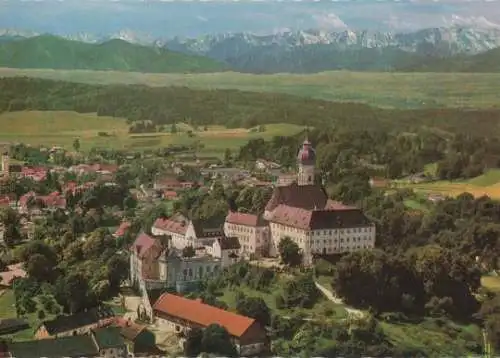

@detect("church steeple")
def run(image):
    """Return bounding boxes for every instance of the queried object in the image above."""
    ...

[297,137,315,186]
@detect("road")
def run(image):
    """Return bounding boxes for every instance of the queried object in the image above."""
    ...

[314,281,365,319]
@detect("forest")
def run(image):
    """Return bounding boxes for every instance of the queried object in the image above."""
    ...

[1,77,500,138]
[238,128,500,183]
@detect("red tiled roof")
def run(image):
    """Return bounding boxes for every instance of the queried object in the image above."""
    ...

[265,182,328,212]
[153,214,188,235]
[113,317,147,341]
[19,192,36,207]
[325,200,355,210]
[41,196,66,208]
[156,177,181,186]
[270,204,372,230]
[0,195,11,206]
[153,293,256,338]
[95,164,119,173]
[225,211,266,227]
[163,190,178,198]
[62,181,78,192]
[114,222,131,237]
[21,166,48,182]
[130,232,157,258]
[0,263,26,286]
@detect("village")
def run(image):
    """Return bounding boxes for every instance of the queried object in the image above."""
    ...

[0,139,453,357]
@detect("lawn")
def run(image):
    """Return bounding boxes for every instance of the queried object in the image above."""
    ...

[0,289,58,341]
[1,68,499,109]
[218,279,347,321]
[481,275,500,293]
[380,319,482,356]
[0,111,305,155]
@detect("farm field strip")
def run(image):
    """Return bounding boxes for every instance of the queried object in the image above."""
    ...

[0,110,304,153]
[1,68,499,109]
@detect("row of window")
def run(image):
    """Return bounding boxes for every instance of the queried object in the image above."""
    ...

[226,224,256,234]
[272,223,374,236]
[311,245,372,254]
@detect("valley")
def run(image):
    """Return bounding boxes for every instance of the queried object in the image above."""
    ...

[1,68,499,109]
[0,111,304,155]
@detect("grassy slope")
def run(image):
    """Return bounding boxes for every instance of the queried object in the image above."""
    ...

[0,111,305,153]
[396,169,500,200]
[0,68,499,109]
[315,261,481,356]
[0,35,225,73]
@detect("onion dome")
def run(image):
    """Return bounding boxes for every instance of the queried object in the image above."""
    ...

[297,138,316,165]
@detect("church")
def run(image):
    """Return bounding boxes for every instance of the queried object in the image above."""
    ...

[226,138,376,265]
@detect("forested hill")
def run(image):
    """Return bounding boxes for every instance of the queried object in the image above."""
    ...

[0,35,226,73]
[397,47,500,73]
[1,77,500,138]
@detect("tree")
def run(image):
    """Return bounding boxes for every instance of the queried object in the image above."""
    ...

[184,327,203,356]
[25,254,55,282]
[201,324,237,357]
[224,148,232,164]
[0,208,22,247]
[72,138,81,152]
[182,246,196,258]
[0,259,7,272]
[278,237,302,267]
[477,293,500,352]
[171,123,178,134]
[236,296,271,326]
[123,196,137,210]
[106,255,129,290]
[55,273,96,314]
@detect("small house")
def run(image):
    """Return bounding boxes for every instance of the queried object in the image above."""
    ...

[35,306,115,339]
[114,318,156,354]
[211,236,241,268]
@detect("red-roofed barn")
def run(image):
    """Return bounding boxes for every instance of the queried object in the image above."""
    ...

[153,293,268,356]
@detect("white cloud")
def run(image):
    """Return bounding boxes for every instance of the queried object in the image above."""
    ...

[311,12,348,30]
[382,15,415,30]
[443,14,500,29]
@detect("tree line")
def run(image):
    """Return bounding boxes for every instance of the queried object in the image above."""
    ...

[238,128,500,182]
[2,77,500,137]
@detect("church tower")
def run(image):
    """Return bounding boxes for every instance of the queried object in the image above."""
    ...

[297,138,315,186]
[1,152,9,176]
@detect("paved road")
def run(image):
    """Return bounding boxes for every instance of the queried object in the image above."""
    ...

[314,281,365,319]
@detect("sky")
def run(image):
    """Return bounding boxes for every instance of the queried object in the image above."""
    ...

[1,0,500,38]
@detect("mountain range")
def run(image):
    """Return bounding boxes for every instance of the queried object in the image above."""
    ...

[0,27,500,73]
[164,27,500,73]
[0,35,225,73]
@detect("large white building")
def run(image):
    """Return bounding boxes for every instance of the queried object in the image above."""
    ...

[226,138,376,265]
[151,213,224,250]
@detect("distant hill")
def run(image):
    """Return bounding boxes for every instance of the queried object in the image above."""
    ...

[224,46,430,73]
[0,35,226,73]
[397,47,500,72]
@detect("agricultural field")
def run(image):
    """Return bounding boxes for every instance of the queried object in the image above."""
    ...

[0,111,305,155]
[1,68,499,109]
[395,169,500,200]
[481,275,500,293]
